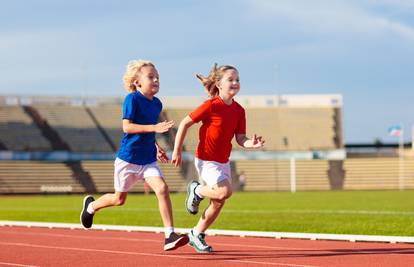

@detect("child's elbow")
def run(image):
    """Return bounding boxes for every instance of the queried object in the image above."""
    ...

[122,125,131,134]
[236,136,246,147]
[122,120,132,134]
[180,116,194,129]
[179,120,189,129]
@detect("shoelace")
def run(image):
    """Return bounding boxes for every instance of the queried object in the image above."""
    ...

[198,234,209,247]
[192,190,201,206]
[169,233,178,241]
[192,197,200,206]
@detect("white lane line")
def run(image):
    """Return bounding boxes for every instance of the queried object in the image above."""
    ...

[4,228,413,252]
[217,242,308,251]
[1,207,414,216]
[0,262,39,267]
[226,259,317,267]
[0,241,318,267]
[0,229,308,250]
[0,229,158,243]
[0,241,194,259]
[3,221,414,244]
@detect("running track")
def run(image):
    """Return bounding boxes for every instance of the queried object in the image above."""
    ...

[1,226,414,267]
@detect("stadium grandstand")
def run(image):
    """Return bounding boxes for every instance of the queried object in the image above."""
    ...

[1,94,412,194]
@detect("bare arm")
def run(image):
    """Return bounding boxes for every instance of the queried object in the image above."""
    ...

[236,133,265,149]
[122,119,174,134]
[172,115,195,167]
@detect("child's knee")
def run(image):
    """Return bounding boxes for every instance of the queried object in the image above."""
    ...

[117,198,126,206]
[217,188,232,201]
[113,196,126,206]
[154,182,169,196]
[212,199,226,209]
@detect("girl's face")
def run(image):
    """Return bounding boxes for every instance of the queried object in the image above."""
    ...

[136,65,160,97]
[217,69,240,98]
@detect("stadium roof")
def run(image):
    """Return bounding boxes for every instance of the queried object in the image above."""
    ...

[0,94,342,108]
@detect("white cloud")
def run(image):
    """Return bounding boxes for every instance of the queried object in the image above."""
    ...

[371,17,414,41]
[368,0,414,11]
[245,0,414,41]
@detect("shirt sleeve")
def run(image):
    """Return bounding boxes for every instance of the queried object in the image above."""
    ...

[235,107,246,134]
[189,100,211,123]
[122,93,137,120]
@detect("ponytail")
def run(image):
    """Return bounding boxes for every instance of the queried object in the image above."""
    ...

[196,63,237,98]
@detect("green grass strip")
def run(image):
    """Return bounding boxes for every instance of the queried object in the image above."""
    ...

[1,191,414,236]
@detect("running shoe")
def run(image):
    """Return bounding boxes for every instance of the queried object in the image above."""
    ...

[80,195,95,229]
[164,232,190,251]
[188,230,213,253]
[185,181,203,215]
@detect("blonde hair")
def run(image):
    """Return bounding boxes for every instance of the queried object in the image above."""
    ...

[196,63,238,98]
[122,60,155,92]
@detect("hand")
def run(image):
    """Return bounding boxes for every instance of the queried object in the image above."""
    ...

[156,145,169,163]
[251,134,265,148]
[171,150,182,167]
[154,120,174,133]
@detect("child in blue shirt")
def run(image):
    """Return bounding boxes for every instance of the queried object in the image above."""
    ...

[80,60,189,251]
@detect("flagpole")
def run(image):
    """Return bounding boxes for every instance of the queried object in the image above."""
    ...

[398,125,404,191]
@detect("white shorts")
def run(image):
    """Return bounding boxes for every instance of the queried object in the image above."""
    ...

[114,157,163,192]
[194,157,231,188]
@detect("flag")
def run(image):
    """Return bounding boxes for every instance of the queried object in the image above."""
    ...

[388,125,403,137]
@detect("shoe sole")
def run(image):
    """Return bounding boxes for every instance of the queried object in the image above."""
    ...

[188,241,213,253]
[185,182,198,215]
[80,195,93,229]
[164,235,190,251]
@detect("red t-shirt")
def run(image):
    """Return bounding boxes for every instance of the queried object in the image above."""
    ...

[189,96,246,163]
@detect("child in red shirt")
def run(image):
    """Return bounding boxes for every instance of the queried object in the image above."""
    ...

[172,64,264,253]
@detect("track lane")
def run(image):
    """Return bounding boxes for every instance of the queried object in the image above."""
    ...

[1,226,414,266]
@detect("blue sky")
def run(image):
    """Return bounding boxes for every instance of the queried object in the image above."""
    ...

[1,0,413,143]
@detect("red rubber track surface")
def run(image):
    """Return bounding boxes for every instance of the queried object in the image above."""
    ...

[1,226,414,267]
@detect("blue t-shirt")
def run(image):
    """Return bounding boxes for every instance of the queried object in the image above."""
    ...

[117,91,162,165]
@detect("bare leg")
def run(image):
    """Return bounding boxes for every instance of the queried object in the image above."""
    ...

[194,199,225,233]
[145,176,173,227]
[91,192,128,212]
[194,179,232,233]
[198,179,232,200]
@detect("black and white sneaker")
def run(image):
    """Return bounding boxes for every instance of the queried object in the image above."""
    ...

[188,230,213,253]
[80,195,95,229]
[185,181,203,215]
[164,232,189,251]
